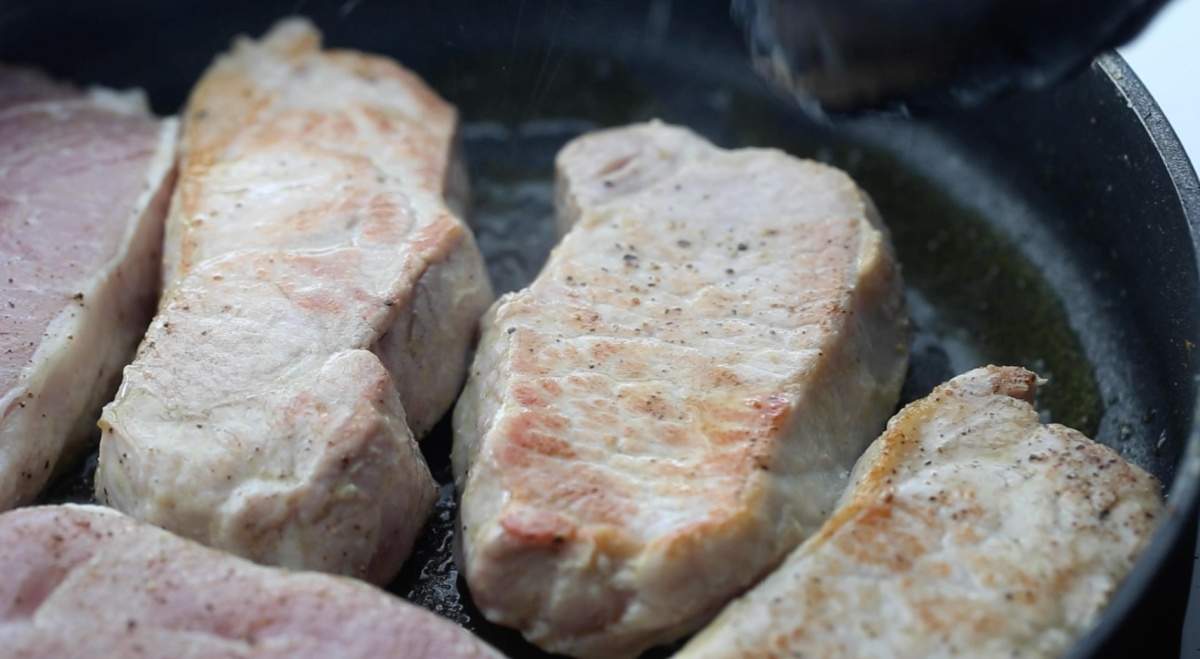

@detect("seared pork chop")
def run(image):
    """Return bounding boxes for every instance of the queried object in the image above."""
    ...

[679,366,1162,659]
[0,505,503,659]
[453,122,909,657]
[95,19,493,583]
[0,66,175,510]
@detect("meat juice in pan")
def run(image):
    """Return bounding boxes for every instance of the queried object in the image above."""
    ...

[43,51,1155,657]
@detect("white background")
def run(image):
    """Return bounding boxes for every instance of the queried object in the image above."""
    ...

[1120,0,1200,161]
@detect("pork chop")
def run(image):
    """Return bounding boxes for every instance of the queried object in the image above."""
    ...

[95,19,493,583]
[0,66,175,510]
[678,366,1163,658]
[0,504,503,659]
[452,121,909,657]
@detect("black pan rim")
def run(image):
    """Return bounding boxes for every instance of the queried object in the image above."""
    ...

[1066,51,1200,658]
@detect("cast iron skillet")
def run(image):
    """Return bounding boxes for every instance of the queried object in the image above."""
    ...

[4,1,1199,657]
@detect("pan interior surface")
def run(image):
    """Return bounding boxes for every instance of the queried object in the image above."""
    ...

[11,1,1196,657]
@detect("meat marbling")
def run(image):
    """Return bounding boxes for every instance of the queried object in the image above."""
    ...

[95,19,493,583]
[453,122,909,657]
[0,65,176,510]
[0,504,503,659]
[679,366,1163,658]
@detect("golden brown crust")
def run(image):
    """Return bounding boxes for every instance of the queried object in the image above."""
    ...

[825,365,1040,532]
[679,366,1161,659]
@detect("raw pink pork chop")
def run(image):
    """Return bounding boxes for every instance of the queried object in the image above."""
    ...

[0,65,176,510]
[0,505,503,659]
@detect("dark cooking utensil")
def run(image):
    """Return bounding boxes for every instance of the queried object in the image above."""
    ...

[7,1,1198,657]
[733,0,1171,113]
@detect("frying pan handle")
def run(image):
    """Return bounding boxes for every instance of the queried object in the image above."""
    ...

[734,0,1171,114]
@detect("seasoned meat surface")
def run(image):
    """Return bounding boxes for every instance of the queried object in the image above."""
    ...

[453,122,909,657]
[95,18,493,583]
[0,66,175,510]
[0,505,504,659]
[679,366,1163,659]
